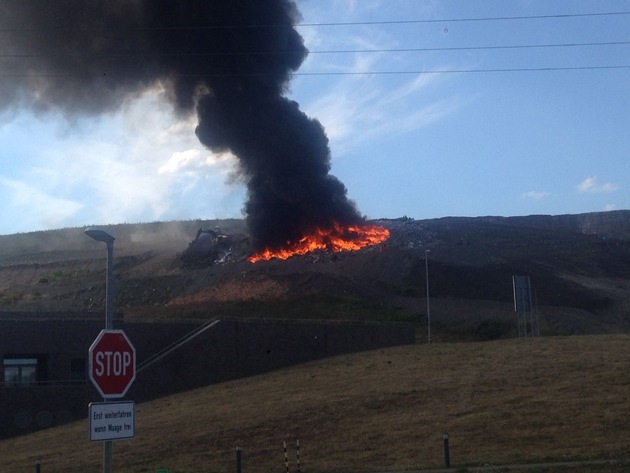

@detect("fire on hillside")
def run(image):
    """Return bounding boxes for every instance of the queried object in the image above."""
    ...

[181,221,390,266]
[248,222,390,262]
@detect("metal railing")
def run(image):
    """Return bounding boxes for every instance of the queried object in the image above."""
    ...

[136,318,223,373]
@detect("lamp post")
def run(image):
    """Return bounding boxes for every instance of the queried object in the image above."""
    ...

[425,249,431,344]
[84,228,115,330]
[84,227,115,473]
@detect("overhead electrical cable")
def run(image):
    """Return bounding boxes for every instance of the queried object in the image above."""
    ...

[308,41,630,55]
[1,40,628,59]
[0,11,628,32]
[292,65,630,75]
[1,10,627,77]
[1,64,628,79]
[297,11,630,27]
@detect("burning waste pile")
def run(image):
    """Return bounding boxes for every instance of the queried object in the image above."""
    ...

[181,222,389,267]
[247,222,389,263]
[2,0,389,260]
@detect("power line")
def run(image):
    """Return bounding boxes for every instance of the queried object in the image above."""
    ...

[1,41,627,59]
[292,65,630,76]
[1,64,628,79]
[0,11,628,32]
[298,11,630,27]
[310,41,630,55]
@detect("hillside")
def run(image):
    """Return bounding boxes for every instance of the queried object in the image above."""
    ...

[1,211,630,338]
[1,335,628,473]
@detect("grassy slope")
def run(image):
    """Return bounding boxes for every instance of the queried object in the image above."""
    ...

[1,335,629,473]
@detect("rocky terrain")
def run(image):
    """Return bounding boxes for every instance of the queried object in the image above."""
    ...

[1,211,629,340]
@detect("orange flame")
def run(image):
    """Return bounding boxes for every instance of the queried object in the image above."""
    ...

[248,222,390,262]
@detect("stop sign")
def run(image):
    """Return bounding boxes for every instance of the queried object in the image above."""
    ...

[89,329,136,398]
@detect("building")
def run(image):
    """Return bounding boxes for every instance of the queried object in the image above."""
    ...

[1,311,415,439]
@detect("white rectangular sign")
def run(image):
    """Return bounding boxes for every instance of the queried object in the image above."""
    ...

[89,401,135,442]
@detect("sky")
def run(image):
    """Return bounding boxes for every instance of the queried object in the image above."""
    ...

[0,0,628,236]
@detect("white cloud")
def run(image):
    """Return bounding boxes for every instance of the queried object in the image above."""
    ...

[156,114,198,146]
[304,69,464,157]
[158,149,202,174]
[522,191,549,200]
[158,149,236,175]
[0,176,83,231]
[0,87,247,234]
[577,176,618,193]
[604,203,618,211]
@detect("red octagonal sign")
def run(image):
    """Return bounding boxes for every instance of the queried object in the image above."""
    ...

[89,329,136,398]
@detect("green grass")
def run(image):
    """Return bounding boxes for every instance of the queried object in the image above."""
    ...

[1,334,628,473]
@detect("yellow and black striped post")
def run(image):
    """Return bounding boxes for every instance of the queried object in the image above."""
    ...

[283,441,290,473]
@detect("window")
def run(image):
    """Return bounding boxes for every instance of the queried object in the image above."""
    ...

[3,358,38,386]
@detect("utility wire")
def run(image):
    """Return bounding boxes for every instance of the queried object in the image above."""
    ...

[0,11,628,32]
[1,64,628,78]
[308,41,630,55]
[1,40,628,58]
[298,11,630,27]
[292,65,630,75]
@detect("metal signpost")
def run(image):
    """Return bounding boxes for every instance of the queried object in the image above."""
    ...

[88,329,137,473]
[86,226,136,473]
[425,249,431,344]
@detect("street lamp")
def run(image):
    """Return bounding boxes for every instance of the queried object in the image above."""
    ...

[425,249,431,344]
[84,227,115,473]
[84,228,115,330]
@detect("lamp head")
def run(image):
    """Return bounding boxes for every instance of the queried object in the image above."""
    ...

[84,228,115,244]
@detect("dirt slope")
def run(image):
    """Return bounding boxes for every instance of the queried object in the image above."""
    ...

[1,212,629,339]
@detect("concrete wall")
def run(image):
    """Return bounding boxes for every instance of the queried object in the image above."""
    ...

[127,317,415,401]
[0,314,415,439]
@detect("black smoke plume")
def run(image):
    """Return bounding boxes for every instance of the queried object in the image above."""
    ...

[0,0,365,251]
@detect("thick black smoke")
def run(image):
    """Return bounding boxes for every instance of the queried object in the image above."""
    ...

[0,0,365,251]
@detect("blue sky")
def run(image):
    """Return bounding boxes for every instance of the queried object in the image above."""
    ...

[0,0,628,235]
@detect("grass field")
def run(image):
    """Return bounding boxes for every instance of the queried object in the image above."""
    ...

[1,335,629,473]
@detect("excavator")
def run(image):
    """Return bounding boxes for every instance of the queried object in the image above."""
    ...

[180,228,249,266]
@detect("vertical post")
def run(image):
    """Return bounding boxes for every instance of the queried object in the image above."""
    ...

[103,440,112,473]
[105,241,114,330]
[512,275,522,338]
[236,446,242,473]
[104,240,114,473]
[442,433,450,468]
[85,229,116,473]
[35,460,41,473]
[283,441,289,473]
[425,249,431,344]
[296,440,301,473]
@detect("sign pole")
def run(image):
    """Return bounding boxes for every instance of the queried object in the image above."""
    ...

[85,228,116,473]
[88,330,136,471]
[104,239,114,473]
[104,436,112,473]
